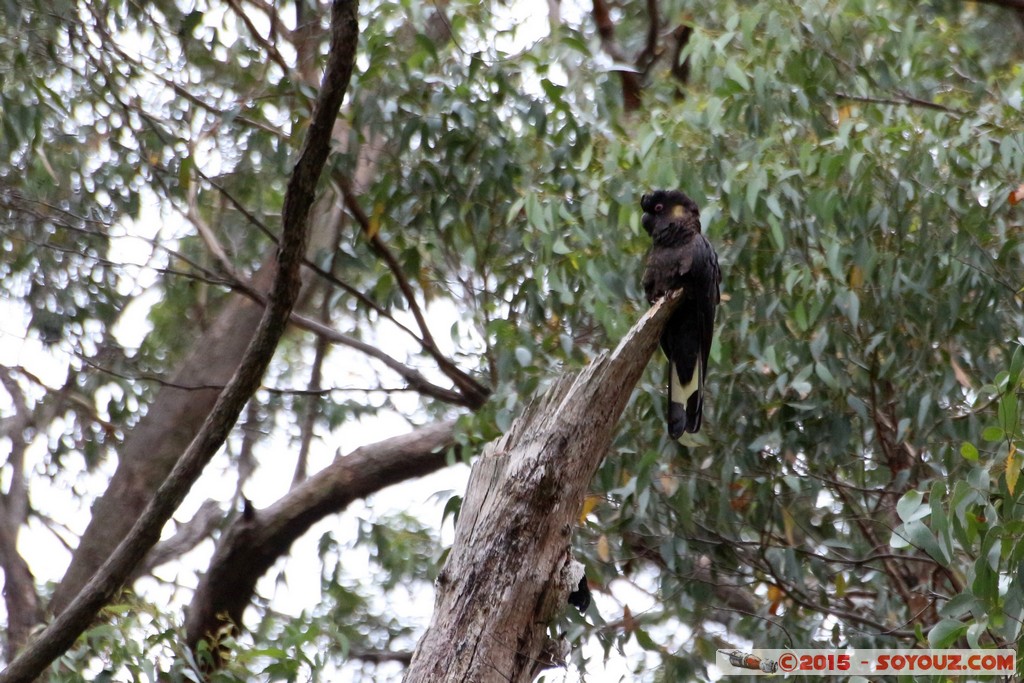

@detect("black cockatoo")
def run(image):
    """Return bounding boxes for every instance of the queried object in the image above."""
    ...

[641,190,721,440]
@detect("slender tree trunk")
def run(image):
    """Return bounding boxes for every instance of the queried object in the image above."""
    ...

[51,267,269,614]
[0,3,360,680]
[50,0,428,618]
[51,54,384,628]
[405,293,680,683]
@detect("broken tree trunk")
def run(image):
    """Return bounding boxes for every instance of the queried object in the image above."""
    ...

[404,292,681,683]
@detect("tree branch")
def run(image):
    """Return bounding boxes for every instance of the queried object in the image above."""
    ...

[0,369,32,528]
[184,419,458,653]
[190,163,437,352]
[242,0,296,43]
[224,0,304,86]
[636,0,660,74]
[670,24,693,97]
[759,548,920,639]
[288,310,473,405]
[133,501,225,579]
[334,172,492,408]
[834,90,965,115]
[347,648,414,665]
[591,0,644,111]
[0,519,40,661]
[293,291,331,487]
[157,173,479,407]
[0,2,360,679]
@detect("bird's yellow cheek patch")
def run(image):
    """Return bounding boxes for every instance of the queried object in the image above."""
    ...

[671,205,686,219]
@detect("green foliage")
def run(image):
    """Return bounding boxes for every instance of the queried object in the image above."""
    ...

[43,594,234,682]
[39,515,442,681]
[560,1,1024,677]
[3,0,1024,679]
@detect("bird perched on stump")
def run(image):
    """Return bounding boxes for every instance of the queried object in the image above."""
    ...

[641,190,721,440]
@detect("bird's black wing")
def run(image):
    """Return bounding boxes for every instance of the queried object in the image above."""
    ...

[643,242,693,304]
[663,234,719,439]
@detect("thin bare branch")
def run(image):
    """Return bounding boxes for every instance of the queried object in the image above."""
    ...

[293,289,332,487]
[184,419,459,651]
[835,90,966,116]
[334,171,491,408]
[757,543,919,639]
[591,0,644,111]
[224,0,304,86]
[240,0,297,43]
[0,2,361,679]
[186,164,434,351]
[186,178,240,281]
[134,501,225,579]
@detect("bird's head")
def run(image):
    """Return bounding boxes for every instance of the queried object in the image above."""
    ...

[641,190,701,244]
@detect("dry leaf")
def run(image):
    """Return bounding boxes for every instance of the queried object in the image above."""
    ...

[950,356,973,389]
[578,495,601,524]
[767,584,785,615]
[658,473,679,497]
[729,482,752,511]
[848,264,864,288]
[596,534,611,563]
[367,202,385,238]
[782,506,796,546]
[1009,183,1024,206]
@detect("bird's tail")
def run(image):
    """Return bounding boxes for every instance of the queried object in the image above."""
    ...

[667,354,703,439]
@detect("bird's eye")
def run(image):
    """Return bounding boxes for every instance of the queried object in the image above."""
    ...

[654,203,664,213]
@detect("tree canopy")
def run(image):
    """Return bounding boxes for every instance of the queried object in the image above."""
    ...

[1,0,1023,680]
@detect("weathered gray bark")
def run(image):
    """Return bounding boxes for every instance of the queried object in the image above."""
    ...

[184,419,458,650]
[0,3,360,680]
[404,292,681,683]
